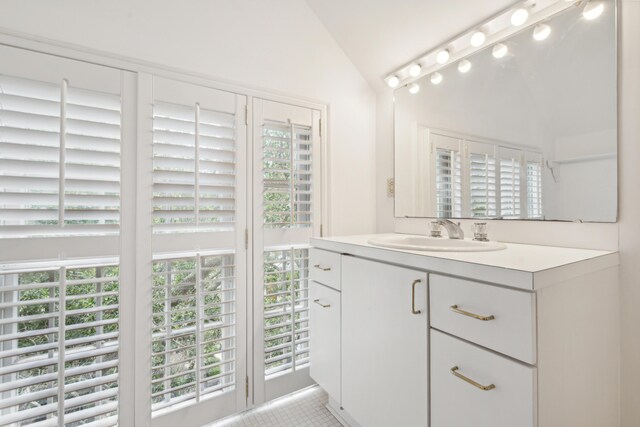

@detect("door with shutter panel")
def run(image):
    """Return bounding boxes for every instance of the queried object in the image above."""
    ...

[0,45,132,426]
[147,77,249,427]
[251,99,321,404]
[0,45,324,426]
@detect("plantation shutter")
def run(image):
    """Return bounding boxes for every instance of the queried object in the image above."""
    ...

[148,77,248,424]
[253,99,320,404]
[526,152,544,219]
[0,261,120,427]
[499,148,523,219]
[431,133,462,218]
[152,84,237,234]
[262,121,313,228]
[467,141,497,218]
[262,248,310,377]
[0,75,122,238]
[150,254,237,414]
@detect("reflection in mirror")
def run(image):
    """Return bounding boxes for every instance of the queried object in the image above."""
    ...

[394,0,616,222]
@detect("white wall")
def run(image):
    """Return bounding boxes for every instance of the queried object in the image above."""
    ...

[0,0,377,237]
[618,1,640,425]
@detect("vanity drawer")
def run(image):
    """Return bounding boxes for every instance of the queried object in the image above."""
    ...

[309,248,341,290]
[431,330,536,427]
[430,274,536,364]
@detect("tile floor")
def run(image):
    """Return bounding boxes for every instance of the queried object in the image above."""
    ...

[205,386,342,427]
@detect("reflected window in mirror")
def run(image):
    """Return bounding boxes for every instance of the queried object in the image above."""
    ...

[394,0,617,222]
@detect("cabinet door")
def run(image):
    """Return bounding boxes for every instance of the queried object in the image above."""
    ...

[309,280,341,401]
[342,256,428,427]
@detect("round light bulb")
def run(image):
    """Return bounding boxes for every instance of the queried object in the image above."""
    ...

[511,8,529,26]
[583,1,604,20]
[387,75,400,88]
[492,43,508,59]
[408,63,422,77]
[436,49,450,64]
[533,24,551,41]
[430,72,443,85]
[470,31,486,47]
[458,59,472,73]
[408,83,420,94]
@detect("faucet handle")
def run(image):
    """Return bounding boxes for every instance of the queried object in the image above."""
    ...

[429,221,442,238]
[473,222,489,241]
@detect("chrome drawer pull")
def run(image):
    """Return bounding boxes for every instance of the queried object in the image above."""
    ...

[314,264,331,271]
[313,299,331,308]
[411,279,422,315]
[450,304,495,321]
[451,366,496,391]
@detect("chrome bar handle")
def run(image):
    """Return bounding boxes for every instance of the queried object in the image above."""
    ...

[313,299,330,308]
[450,304,495,321]
[314,264,331,271]
[451,366,496,391]
[411,279,422,315]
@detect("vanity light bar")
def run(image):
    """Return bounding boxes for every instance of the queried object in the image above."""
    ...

[385,0,580,89]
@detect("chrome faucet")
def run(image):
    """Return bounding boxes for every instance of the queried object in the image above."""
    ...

[435,219,465,240]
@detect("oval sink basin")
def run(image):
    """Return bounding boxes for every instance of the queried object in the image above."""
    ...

[368,235,507,252]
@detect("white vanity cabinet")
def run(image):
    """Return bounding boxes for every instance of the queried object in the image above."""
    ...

[309,234,620,427]
[341,256,428,427]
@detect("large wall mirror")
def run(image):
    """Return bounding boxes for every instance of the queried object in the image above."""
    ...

[394,0,617,222]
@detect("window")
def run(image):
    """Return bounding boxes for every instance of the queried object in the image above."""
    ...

[427,129,542,219]
[263,121,313,228]
[262,248,310,377]
[151,254,236,414]
[0,263,119,426]
[0,75,121,237]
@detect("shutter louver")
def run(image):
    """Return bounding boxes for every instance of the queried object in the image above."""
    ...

[64,87,121,231]
[0,74,121,238]
[435,148,462,218]
[527,159,543,219]
[500,157,522,218]
[469,152,497,218]
[0,263,119,427]
[153,102,236,233]
[263,248,309,377]
[0,76,61,233]
[263,121,313,228]
[151,254,236,414]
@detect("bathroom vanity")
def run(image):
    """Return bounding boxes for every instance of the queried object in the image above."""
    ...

[308,234,619,427]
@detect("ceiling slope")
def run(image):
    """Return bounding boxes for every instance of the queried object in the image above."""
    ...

[306,0,518,92]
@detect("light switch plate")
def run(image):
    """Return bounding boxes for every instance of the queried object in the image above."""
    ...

[387,178,395,198]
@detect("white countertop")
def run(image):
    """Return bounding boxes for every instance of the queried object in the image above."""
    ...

[310,233,619,290]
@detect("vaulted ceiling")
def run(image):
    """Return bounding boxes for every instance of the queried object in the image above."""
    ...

[305,0,518,92]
